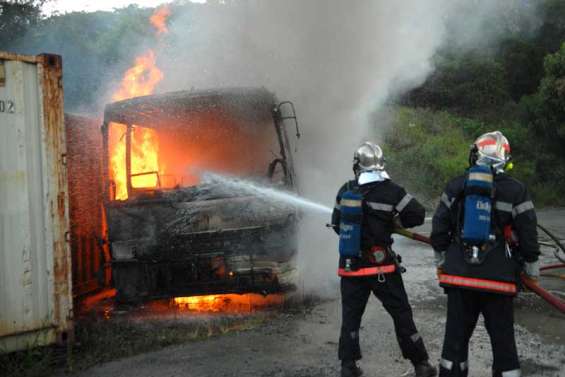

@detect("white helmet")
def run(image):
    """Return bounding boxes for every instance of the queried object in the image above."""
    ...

[470,131,511,172]
[354,142,385,174]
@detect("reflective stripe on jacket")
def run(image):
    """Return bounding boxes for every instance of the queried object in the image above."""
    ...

[338,264,396,277]
[438,273,517,295]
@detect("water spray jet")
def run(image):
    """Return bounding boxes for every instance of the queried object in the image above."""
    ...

[201,171,333,215]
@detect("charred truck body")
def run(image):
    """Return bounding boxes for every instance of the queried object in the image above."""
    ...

[102,88,299,303]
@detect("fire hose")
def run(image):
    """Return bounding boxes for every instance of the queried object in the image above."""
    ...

[393,227,565,315]
[537,223,565,264]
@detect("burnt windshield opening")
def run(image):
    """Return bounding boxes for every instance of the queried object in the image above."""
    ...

[103,90,290,202]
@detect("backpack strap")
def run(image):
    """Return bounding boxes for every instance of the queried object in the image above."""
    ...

[454,176,467,244]
[490,180,506,240]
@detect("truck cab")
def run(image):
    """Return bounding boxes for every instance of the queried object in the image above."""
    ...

[101,87,299,302]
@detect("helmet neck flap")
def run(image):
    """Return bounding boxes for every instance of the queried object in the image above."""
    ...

[357,170,390,185]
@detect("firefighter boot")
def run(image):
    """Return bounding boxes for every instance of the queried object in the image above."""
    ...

[414,360,437,377]
[341,360,363,377]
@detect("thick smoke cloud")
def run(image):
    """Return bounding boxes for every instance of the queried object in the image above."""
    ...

[442,0,541,53]
[154,0,540,296]
[157,0,446,295]
[3,0,540,296]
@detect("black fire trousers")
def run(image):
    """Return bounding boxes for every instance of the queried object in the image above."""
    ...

[439,288,520,377]
[338,272,429,365]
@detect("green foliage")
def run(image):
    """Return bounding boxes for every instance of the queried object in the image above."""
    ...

[0,0,48,47]
[4,5,171,111]
[0,344,55,377]
[383,107,561,206]
[404,52,511,115]
[0,313,274,377]
[399,0,565,206]
[518,42,565,198]
[527,42,565,142]
[499,38,546,101]
[383,107,469,202]
[404,0,565,120]
[535,0,565,53]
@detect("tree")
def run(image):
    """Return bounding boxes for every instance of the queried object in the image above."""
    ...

[518,42,565,189]
[524,43,565,144]
[499,38,546,101]
[402,51,510,115]
[0,1,50,48]
[534,0,565,54]
[5,4,160,111]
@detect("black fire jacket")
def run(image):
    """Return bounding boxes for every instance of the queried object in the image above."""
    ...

[431,172,540,294]
[332,179,425,270]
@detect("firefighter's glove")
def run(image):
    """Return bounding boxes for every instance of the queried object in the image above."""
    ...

[524,260,540,280]
[393,215,403,229]
[434,251,445,280]
[434,250,446,268]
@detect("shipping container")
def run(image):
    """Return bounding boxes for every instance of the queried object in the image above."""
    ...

[0,51,73,353]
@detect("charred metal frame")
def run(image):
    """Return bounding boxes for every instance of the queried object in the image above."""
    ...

[100,88,300,302]
[101,123,141,201]
[103,91,298,201]
[272,101,299,188]
[101,121,110,201]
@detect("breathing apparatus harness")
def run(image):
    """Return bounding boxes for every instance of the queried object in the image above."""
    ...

[338,184,364,266]
[455,163,519,266]
[338,181,401,281]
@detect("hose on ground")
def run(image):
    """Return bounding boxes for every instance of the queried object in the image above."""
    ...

[393,228,565,315]
[540,263,565,280]
[537,224,565,264]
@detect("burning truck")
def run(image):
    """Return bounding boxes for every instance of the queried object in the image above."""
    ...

[101,87,300,303]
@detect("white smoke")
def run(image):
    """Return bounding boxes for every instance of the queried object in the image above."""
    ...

[153,0,540,296]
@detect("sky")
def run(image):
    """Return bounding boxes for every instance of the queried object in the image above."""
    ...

[43,0,206,15]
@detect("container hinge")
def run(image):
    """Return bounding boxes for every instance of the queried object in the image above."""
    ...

[0,61,5,87]
[65,231,71,243]
[61,153,67,166]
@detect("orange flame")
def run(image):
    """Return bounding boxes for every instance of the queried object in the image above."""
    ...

[173,294,284,313]
[107,6,274,201]
[111,50,164,102]
[130,126,161,189]
[108,123,162,201]
[150,5,171,35]
[109,6,171,200]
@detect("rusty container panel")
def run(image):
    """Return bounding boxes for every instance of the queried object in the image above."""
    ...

[0,51,73,353]
[65,114,110,298]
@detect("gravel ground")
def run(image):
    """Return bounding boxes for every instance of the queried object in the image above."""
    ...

[65,210,565,377]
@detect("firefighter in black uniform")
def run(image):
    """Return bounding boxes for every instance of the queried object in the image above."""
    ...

[332,142,436,377]
[431,131,540,377]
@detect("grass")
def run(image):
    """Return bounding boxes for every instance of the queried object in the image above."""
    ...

[72,313,273,370]
[0,312,274,377]
[382,106,470,204]
[0,294,321,377]
[0,345,59,377]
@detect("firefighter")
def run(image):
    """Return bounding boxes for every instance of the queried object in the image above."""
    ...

[332,142,436,377]
[431,131,540,377]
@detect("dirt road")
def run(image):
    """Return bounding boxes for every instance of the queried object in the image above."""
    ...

[68,211,565,377]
